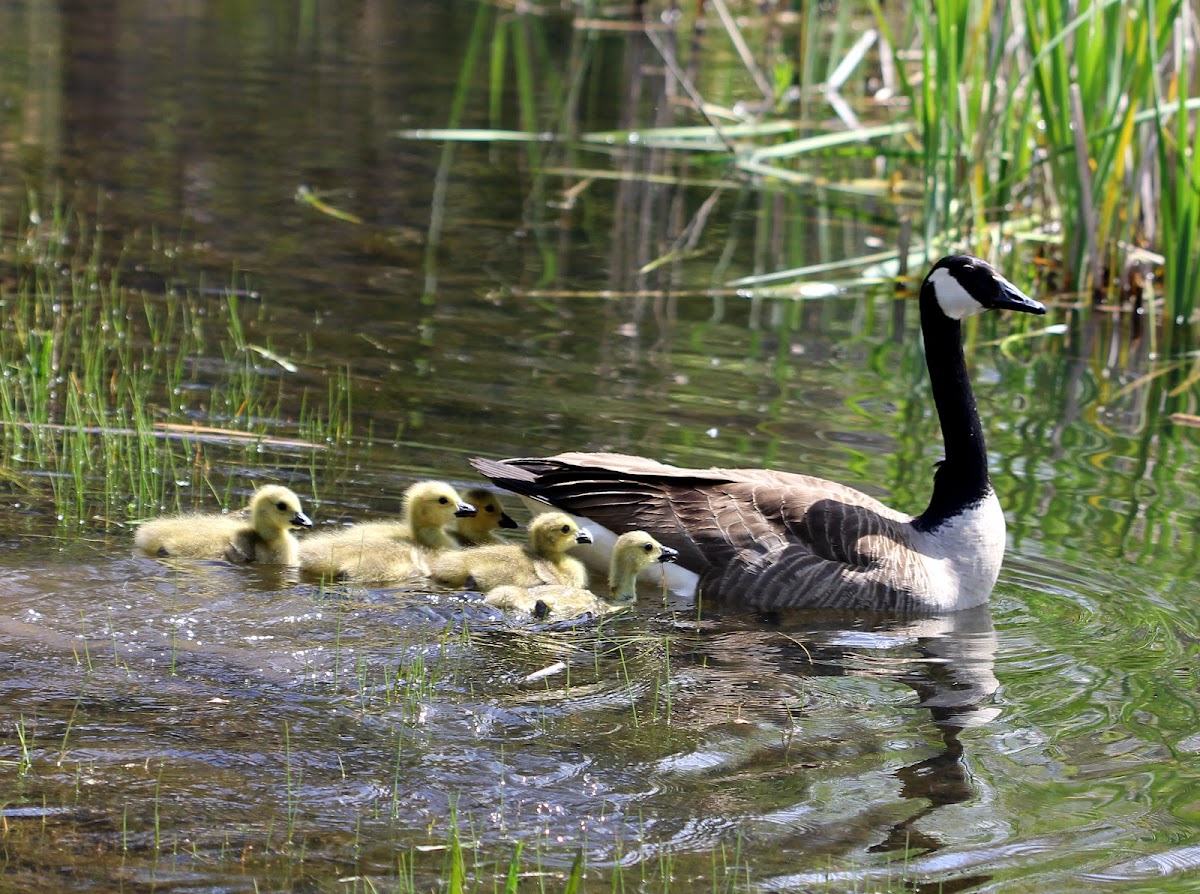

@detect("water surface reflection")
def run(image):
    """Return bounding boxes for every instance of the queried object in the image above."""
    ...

[1,1,1200,892]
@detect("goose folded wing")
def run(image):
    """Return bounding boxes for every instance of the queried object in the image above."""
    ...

[471,455,913,574]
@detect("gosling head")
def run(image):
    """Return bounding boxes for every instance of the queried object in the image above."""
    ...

[249,486,313,535]
[923,255,1046,321]
[609,531,677,601]
[528,512,593,558]
[612,531,677,575]
[403,480,477,529]
[458,487,519,537]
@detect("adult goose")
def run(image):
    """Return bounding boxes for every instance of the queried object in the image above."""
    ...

[470,255,1045,613]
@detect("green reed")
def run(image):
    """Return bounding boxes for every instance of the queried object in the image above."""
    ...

[400,0,1200,345]
[1150,0,1200,359]
[859,0,1184,298]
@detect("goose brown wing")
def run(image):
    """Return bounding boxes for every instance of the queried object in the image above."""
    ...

[469,454,913,577]
[473,455,721,569]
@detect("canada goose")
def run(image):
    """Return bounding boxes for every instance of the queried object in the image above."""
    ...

[298,480,476,582]
[430,511,592,592]
[449,487,519,546]
[485,530,679,618]
[470,255,1046,613]
[135,485,313,565]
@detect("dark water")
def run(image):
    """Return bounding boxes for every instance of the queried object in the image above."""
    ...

[1,2,1200,892]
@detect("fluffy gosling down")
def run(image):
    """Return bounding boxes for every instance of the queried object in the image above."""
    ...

[449,487,519,546]
[486,530,678,619]
[430,511,592,592]
[298,480,476,583]
[134,485,313,565]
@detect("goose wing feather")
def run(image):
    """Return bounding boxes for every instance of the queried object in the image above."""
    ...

[470,454,916,593]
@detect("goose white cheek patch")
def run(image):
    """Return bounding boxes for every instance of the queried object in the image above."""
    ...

[929,267,987,319]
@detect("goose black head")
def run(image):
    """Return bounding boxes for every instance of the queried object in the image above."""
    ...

[924,255,1046,321]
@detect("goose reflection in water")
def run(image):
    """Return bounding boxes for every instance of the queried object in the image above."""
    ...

[609,603,1001,871]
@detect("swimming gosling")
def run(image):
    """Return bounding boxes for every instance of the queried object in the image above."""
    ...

[134,485,313,565]
[430,511,592,591]
[298,480,476,582]
[486,530,678,619]
[449,487,519,546]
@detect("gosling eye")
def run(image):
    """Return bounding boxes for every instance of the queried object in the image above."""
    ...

[438,496,449,505]
[643,543,654,552]
[484,504,496,513]
[560,525,571,534]
[276,502,288,512]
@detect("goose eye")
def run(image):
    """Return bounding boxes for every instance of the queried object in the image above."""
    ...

[561,524,571,534]
[485,504,495,513]
[439,496,449,504]
[643,543,654,552]
[276,502,288,512]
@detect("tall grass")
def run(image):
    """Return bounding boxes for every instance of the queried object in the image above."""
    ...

[763,0,1195,312]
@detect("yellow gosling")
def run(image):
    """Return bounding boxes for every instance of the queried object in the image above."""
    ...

[485,531,677,618]
[298,481,476,582]
[449,487,519,546]
[430,511,592,591]
[134,485,313,565]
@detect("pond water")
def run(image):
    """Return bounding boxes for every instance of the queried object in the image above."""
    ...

[1,2,1199,893]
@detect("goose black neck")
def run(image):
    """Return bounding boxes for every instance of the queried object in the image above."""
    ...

[914,293,991,532]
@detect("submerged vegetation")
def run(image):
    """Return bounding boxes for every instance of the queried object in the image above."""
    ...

[403,0,1200,354]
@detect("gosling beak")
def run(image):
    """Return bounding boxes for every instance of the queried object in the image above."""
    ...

[291,511,313,529]
[455,501,477,518]
[657,545,679,564]
[992,275,1046,315]
[575,528,593,545]
[498,511,519,529]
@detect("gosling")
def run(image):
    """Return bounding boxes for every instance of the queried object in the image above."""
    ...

[486,530,678,618]
[298,480,476,582]
[430,511,592,592]
[134,485,313,565]
[449,487,519,547]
